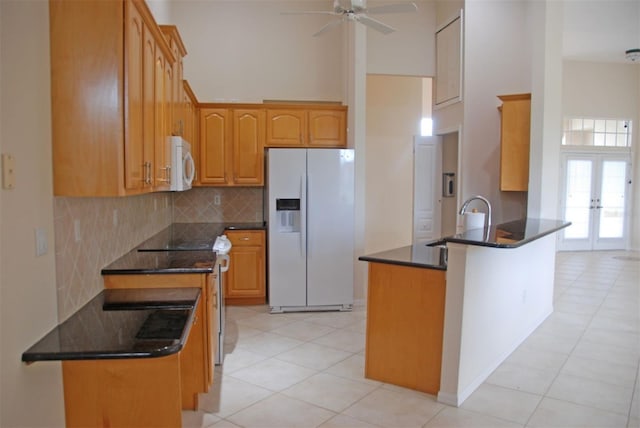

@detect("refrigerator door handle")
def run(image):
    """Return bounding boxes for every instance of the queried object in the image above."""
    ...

[300,174,306,257]
[306,173,311,258]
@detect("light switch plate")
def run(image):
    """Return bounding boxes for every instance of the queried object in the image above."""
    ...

[2,153,15,189]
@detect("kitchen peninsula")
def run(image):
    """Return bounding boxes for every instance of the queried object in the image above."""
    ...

[359,218,570,407]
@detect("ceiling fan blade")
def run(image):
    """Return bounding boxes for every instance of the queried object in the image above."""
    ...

[355,14,396,34]
[313,18,344,37]
[281,11,338,16]
[366,3,418,14]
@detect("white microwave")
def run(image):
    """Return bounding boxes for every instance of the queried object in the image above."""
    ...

[169,136,195,191]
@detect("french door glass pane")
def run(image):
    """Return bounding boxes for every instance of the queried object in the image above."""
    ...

[599,161,626,238]
[564,160,592,239]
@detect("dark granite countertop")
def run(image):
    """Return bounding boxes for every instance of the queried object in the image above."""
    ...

[136,222,266,251]
[102,222,266,275]
[22,288,200,362]
[359,245,447,270]
[358,218,570,269]
[444,218,570,248]
[101,250,217,275]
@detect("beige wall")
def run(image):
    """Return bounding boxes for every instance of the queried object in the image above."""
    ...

[365,75,423,253]
[0,1,65,425]
[366,0,436,77]
[158,0,346,103]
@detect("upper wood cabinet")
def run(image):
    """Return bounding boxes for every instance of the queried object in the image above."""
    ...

[265,105,347,148]
[308,109,347,147]
[199,108,230,185]
[183,81,200,185]
[265,109,306,147]
[199,107,264,187]
[232,109,265,186]
[50,0,175,196]
[498,93,531,192]
[160,25,187,137]
[153,46,172,191]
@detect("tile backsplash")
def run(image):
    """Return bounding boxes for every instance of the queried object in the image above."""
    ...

[53,187,263,321]
[173,187,264,223]
[53,193,172,321]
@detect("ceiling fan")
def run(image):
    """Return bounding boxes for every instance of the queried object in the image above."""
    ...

[282,0,418,37]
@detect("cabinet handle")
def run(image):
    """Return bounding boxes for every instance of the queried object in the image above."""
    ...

[241,237,250,241]
[144,162,152,185]
[158,166,171,182]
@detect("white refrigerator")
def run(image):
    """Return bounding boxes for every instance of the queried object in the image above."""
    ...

[267,148,354,313]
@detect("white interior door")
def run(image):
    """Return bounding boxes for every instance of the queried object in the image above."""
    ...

[413,136,442,244]
[558,152,631,251]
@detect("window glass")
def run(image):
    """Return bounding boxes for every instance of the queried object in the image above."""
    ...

[562,117,632,148]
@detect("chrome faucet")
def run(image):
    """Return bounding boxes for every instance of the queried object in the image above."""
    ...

[459,195,492,233]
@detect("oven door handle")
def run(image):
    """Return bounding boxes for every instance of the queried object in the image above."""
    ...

[218,254,230,273]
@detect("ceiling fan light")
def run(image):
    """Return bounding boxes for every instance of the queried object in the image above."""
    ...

[625,48,640,62]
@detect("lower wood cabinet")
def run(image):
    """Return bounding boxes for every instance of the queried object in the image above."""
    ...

[103,273,216,409]
[365,263,446,395]
[224,230,266,305]
[62,353,182,427]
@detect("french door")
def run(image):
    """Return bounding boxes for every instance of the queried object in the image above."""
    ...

[558,152,631,251]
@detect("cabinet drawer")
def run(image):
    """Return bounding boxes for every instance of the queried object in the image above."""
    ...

[227,230,265,246]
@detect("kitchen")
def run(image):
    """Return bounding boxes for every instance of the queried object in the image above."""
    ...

[2,0,639,427]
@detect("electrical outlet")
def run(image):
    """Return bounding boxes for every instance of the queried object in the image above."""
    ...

[214,194,221,206]
[35,227,48,257]
[74,219,81,242]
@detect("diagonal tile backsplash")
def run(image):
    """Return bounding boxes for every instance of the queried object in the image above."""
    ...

[173,187,264,223]
[53,187,263,321]
[53,193,172,321]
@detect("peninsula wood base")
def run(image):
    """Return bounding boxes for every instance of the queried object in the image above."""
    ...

[364,263,446,395]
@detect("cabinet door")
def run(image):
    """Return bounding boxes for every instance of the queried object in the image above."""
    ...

[205,273,217,387]
[232,109,265,186]
[200,108,230,185]
[154,50,171,190]
[225,231,266,303]
[308,109,347,147]
[142,24,156,188]
[183,82,200,185]
[124,1,145,190]
[499,94,530,191]
[265,109,306,147]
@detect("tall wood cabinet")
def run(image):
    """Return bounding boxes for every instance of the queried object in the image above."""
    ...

[498,93,531,192]
[224,230,266,305]
[199,106,264,186]
[50,0,176,196]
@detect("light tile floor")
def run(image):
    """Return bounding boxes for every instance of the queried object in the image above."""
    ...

[183,251,639,428]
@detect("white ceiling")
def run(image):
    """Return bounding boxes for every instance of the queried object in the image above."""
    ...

[563,0,640,63]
